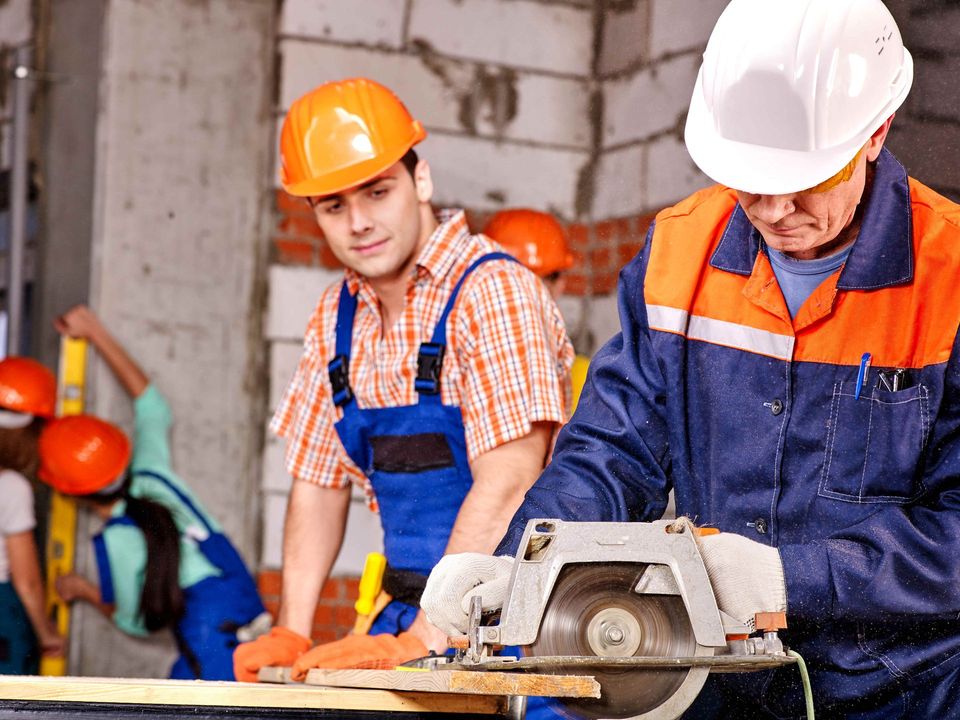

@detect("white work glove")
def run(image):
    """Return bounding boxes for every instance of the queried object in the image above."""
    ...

[421,553,514,636]
[697,532,787,626]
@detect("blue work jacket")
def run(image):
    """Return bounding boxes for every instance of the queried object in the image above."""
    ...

[499,149,960,711]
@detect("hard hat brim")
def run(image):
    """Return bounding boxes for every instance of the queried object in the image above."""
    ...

[684,52,913,196]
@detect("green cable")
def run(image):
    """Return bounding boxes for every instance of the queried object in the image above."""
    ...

[787,649,815,720]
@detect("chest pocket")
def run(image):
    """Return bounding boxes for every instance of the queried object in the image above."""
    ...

[819,380,931,504]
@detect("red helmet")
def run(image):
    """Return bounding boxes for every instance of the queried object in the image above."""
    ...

[38,415,131,496]
[483,209,574,277]
[0,357,56,418]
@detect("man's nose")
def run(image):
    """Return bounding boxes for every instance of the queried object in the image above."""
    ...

[752,194,797,225]
[348,203,374,235]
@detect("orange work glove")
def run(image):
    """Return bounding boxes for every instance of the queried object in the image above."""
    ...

[233,626,311,682]
[290,631,427,681]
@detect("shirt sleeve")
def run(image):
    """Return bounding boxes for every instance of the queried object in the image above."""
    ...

[454,261,573,460]
[0,471,36,536]
[130,384,174,475]
[269,311,367,491]
[97,524,150,637]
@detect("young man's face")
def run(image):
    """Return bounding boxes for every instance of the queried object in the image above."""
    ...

[735,117,893,260]
[309,159,433,281]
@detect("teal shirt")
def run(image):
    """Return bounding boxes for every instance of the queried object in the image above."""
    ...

[97,385,222,637]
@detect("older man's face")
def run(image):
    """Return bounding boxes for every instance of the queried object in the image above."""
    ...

[735,156,868,260]
[735,118,893,260]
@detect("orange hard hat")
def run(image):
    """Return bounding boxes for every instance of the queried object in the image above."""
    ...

[38,415,131,496]
[280,77,427,198]
[0,357,56,418]
[483,209,575,278]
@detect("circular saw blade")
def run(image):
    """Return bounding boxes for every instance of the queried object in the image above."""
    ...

[527,563,702,719]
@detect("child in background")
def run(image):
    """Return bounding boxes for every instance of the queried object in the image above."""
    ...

[44,306,266,680]
[0,357,64,673]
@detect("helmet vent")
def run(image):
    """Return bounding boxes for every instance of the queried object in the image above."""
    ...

[876,26,894,56]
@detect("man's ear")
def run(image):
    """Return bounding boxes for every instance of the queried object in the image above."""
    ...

[865,114,895,162]
[414,159,434,204]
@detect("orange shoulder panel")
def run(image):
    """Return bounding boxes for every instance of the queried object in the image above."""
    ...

[646,187,792,338]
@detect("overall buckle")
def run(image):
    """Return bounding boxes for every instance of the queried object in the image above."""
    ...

[415,343,446,395]
[328,355,354,406]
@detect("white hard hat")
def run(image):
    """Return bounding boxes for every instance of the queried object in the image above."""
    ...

[684,0,913,195]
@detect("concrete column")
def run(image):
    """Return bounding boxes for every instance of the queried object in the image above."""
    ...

[40,0,276,679]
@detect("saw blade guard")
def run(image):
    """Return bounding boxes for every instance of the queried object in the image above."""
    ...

[489,519,729,719]
[495,519,727,649]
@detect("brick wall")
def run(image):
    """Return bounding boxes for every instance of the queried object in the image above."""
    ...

[258,570,360,643]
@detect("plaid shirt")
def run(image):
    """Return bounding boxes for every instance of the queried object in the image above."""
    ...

[271,210,574,509]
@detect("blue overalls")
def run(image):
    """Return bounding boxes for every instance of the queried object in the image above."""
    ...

[0,582,38,674]
[329,252,566,719]
[329,253,513,634]
[93,470,265,681]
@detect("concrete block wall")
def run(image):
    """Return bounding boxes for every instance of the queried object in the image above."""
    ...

[43,0,278,679]
[270,0,723,305]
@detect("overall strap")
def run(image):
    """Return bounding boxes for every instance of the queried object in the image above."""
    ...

[416,252,519,399]
[93,516,139,605]
[135,469,215,536]
[329,282,359,408]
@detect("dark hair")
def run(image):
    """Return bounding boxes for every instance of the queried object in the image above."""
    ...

[400,149,419,179]
[87,480,184,632]
[0,418,43,476]
[125,495,184,631]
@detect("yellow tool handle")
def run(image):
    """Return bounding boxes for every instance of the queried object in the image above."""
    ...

[352,552,387,635]
[355,552,386,616]
[40,337,88,676]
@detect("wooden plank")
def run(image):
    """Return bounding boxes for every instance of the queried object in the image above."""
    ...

[0,675,505,715]
[449,671,600,699]
[258,666,293,684]
[304,669,600,699]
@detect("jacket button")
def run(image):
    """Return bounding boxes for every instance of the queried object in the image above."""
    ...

[769,399,784,415]
[753,518,768,534]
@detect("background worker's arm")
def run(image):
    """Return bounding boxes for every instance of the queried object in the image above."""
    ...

[54,305,148,399]
[234,479,349,681]
[6,531,65,656]
[448,422,553,553]
[53,572,114,618]
[277,480,351,637]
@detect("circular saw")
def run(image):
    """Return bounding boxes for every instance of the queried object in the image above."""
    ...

[451,519,795,719]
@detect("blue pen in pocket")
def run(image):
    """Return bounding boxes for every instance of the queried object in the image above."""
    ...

[855,352,872,400]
